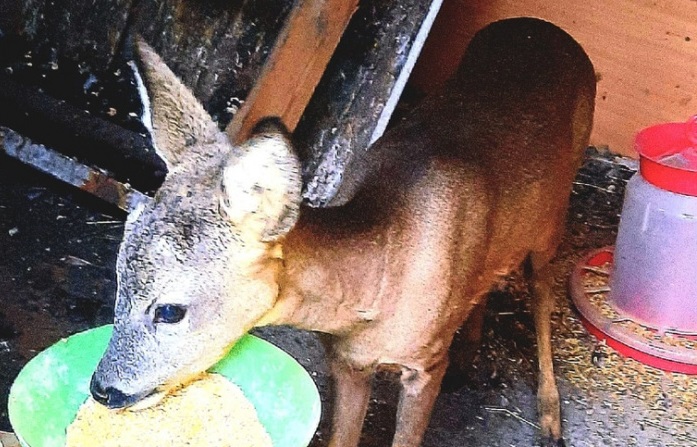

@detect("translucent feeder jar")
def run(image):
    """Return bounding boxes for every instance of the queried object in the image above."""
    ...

[610,116,697,333]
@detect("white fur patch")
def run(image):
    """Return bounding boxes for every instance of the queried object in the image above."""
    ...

[129,60,153,134]
[129,60,167,165]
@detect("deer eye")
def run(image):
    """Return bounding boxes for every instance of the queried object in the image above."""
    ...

[153,304,187,324]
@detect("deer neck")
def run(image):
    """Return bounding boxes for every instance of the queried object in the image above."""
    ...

[255,206,388,336]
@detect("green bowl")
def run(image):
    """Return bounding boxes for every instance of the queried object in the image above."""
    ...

[8,325,321,447]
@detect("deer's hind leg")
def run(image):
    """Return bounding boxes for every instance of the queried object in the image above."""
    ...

[525,251,565,447]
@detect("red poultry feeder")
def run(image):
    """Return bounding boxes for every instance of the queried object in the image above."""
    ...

[571,117,697,374]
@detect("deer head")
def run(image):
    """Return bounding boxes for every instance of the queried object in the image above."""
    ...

[90,38,302,409]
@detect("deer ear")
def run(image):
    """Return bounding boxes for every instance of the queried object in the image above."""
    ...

[133,36,220,168]
[219,124,302,242]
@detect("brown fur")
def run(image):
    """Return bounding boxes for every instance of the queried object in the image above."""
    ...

[92,17,595,447]
[265,18,595,446]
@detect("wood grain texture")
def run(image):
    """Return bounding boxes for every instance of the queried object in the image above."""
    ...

[0,0,135,68]
[0,0,294,127]
[295,0,442,206]
[225,0,359,143]
[411,0,697,156]
[137,0,294,127]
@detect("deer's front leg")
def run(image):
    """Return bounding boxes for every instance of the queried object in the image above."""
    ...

[392,356,448,447]
[326,355,372,447]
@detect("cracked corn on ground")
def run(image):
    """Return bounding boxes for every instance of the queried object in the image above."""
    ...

[65,373,272,447]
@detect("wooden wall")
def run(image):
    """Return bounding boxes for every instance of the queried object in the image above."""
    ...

[411,0,697,157]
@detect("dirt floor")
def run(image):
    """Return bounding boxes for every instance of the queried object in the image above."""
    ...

[0,148,695,446]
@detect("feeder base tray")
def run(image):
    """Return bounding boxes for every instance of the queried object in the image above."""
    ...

[570,247,697,374]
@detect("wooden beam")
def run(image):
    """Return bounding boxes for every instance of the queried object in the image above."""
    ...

[225,0,359,143]
[295,0,443,206]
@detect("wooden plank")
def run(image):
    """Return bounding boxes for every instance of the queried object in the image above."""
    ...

[225,0,360,143]
[410,0,697,157]
[295,0,443,206]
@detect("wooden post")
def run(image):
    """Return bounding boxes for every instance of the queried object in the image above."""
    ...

[295,0,443,206]
[225,0,359,143]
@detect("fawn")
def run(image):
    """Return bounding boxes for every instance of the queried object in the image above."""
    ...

[91,17,595,447]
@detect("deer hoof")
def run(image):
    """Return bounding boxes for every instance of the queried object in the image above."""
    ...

[541,436,566,447]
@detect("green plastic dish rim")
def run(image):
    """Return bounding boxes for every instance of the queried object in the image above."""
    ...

[8,325,321,447]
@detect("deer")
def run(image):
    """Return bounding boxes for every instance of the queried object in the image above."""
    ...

[89,17,595,447]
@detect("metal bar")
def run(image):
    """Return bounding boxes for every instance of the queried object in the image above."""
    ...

[1,126,149,212]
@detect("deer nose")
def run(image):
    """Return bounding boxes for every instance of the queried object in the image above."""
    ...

[90,375,130,409]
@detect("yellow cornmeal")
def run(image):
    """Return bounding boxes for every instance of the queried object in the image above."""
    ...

[65,373,272,447]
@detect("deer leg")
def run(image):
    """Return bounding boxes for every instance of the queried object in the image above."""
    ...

[459,300,487,361]
[326,355,372,447]
[392,355,448,447]
[527,253,564,447]
[443,300,486,391]
[453,300,487,367]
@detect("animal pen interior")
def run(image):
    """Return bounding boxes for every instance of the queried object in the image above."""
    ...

[1,0,696,446]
